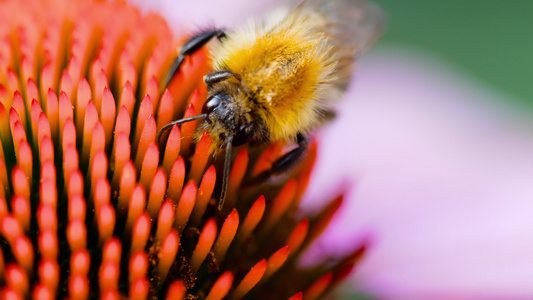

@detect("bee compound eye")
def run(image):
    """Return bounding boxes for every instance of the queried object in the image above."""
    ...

[202,95,222,114]
[232,123,252,146]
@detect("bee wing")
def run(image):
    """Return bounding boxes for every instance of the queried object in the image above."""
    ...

[296,0,385,55]
[296,0,385,89]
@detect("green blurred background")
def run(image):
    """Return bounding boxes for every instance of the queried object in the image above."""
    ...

[372,0,532,107]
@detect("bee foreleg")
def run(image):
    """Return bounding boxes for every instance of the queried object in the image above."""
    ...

[164,29,226,87]
[204,71,235,88]
[250,133,308,184]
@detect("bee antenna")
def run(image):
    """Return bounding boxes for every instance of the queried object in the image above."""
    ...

[156,114,208,143]
[218,135,233,210]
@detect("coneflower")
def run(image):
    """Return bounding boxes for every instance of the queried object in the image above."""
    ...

[0,0,366,299]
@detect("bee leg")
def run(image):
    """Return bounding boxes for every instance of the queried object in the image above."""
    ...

[204,71,234,88]
[250,133,308,184]
[164,29,226,87]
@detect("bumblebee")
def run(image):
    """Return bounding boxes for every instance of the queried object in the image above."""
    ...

[159,0,384,209]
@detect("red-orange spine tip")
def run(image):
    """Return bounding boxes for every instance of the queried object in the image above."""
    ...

[226,147,249,203]
[129,278,149,300]
[97,203,116,244]
[40,136,54,164]
[76,77,91,138]
[330,245,367,287]
[11,196,30,232]
[179,104,198,157]
[13,236,33,274]
[251,141,284,176]
[133,94,153,147]
[100,289,121,300]
[30,99,42,147]
[287,292,303,300]
[99,261,119,291]
[146,76,160,108]
[167,156,185,202]
[174,180,197,234]
[295,143,317,202]
[37,204,57,233]
[70,250,91,277]
[186,88,207,115]
[40,65,54,99]
[263,245,291,281]
[0,197,6,220]
[156,89,174,132]
[147,169,167,218]
[262,179,297,232]
[63,146,79,184]
[32,284,54,300]
[60,70,74,99]
[67,219,87,251]
[307,195,344,247]
[67,171,84,200]
[155,199,174,242]
[40,180,57,210]
[69,274,89,300]
[114,106,131,137]
[190,218,217,273]
[68,55,82,87]
[135,114,157,169]
[5,264,29,296]
[101,87,116,147]
[12,167,30,202]
[205,271,234,300]
[93,69,108,112]
[45,89,59,142]
[305,272,333,300]
[11,92,26,128]
[10,121,26,155]
[125,185,146,232]
[81,100,98,158]
[165,280,186,300]
[119,81,135,117]
[229,259,267,300]
[38,230,58,260]
[189,131,212,185]
[7,71,20,99]
[191,164,216,226]
[62,118,76,153]
[102,238,122,264]
[162,124,181,174]
[119,62,136,93]
[38,259,60,290]
[94,178,111,213]
[111,132,131,188]
[2,288,23,300]
[139,141,159,191]
[117,160,136,217]
[129,251,148,283]
[213,209,239,263]
[90,123,106,169]
[26,79,39,104]
[16,140,32,180]
[157,229,179,282]
[37,112,51,145]
[285,219,309,255]
[237,196,266,244]
[59,91,74,136]
[1,215,22,244]
[131,213,151,252]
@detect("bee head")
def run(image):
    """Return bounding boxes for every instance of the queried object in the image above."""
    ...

[202,92,253,146]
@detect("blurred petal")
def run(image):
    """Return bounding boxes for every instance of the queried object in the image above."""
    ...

[303,48,533,298]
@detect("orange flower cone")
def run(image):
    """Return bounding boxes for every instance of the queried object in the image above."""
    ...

[0,0,366,299]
